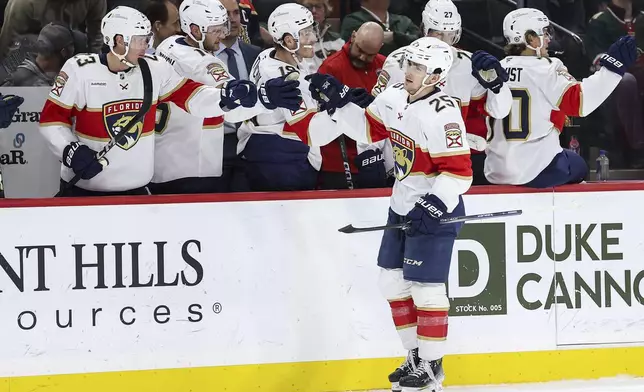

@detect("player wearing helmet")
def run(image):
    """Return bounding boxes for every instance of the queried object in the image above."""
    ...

[236,3,346,191]
[372,0,511,160]
[485,9,637,187]
[150,0,302,194]
[308,37,472,392]
[38,6,300,196]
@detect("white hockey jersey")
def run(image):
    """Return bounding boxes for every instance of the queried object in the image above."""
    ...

[485,56,621,185]
[372,46,511,121]
[39,52,229,192]
[152,36,269,183]
[332,84,473,215]
[237,49,339,169]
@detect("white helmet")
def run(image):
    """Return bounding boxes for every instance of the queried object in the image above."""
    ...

[422,0,462,45]
[180,0,230,51]
[268,3,315,53]
[404,37,454,86]
[503,8,551,54]
[102,6,151,67]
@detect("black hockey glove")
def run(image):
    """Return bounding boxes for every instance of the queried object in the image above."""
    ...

[305,73,351,114]
[258,75,302,112]
[405,194,447,237]
[471,50,509,94]
[348,88,375,108]
[221,80,257,110]
[600,35,637,76]
[0,94,24,129]
[62,142,108,180]
[354,148,387,188]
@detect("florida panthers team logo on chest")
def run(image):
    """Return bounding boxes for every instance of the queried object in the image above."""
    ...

[389,128,415,180]
[103,100,144,150]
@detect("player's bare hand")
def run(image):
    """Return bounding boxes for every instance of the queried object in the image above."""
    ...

[259,75,302,112]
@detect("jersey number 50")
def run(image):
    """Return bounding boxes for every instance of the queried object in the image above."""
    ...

[502,89,531,141]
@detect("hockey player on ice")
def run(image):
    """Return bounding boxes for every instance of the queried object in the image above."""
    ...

[150,0,301,194]
[484,9,637,187]
[372,0,511,152]
[38,6,300,196]
[308,37,472,392]
[237,3,369,191]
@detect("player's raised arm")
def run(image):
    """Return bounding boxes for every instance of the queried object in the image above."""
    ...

[469,51,512,119]
[307,73,389,145]
[554,36,636,117]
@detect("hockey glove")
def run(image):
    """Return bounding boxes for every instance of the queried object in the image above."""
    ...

[348,88,375,108]
[471,50,509,94]
[354,148,387,188]
[62,142,108,180]
[305,73,351,114]
[600,35,637,76]
[0,94,24,129]
[259,75,302,112]
[221,80,257,110]
[405,194,447,237]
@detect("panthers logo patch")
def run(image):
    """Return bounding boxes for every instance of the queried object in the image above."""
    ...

[390,128,415,180]
[103,100,144,150]
[444,123,463,148]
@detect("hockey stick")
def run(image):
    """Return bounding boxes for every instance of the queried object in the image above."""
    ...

[338,209,523,234]
[56,58,153,196]
[337,135,355,190]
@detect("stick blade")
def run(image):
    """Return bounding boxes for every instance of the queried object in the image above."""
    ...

[338,224,357,233]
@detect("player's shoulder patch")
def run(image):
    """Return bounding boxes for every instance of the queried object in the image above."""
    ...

[51,70,69,97]
[206,62,230,82]
[444,122,463,149]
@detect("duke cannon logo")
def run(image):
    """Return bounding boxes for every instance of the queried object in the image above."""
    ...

[448,223,507,317]
[516,223,644,310]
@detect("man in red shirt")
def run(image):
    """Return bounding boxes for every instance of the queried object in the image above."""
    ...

[317,21,390,189]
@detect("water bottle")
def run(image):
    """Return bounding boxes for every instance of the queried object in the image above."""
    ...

[596,150,610,181]
[569,135,580,154]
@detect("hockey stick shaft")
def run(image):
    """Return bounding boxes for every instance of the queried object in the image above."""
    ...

[337,134,354,190]
[57,58,153,196]
[338,209,522,233]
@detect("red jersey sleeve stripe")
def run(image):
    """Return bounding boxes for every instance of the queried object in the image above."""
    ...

[431,153,473,179]
[365,108,388,143]
[203,116,224,129]
[160,79,207,113]
[557,83,582,117]
[283,110,316,145]
[39,98,73,127]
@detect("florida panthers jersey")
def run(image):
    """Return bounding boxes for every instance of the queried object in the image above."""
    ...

[152,36,268,183]
[371,46,511,122]
[485,56,621,185]
[39,52,228,191]
[238,49,339,170]
[333,84,473,215]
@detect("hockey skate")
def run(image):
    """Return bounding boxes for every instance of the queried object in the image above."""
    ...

[388,348,420,392]
[398,358,444,392]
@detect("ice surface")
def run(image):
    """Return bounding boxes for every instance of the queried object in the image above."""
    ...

[361,376,644,392]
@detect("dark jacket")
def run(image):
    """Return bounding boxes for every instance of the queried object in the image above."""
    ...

[340,8,420,56]
[239,41,261,72]
[1,55,54,87]
[585,3,644,61]
[0,0,106,59]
